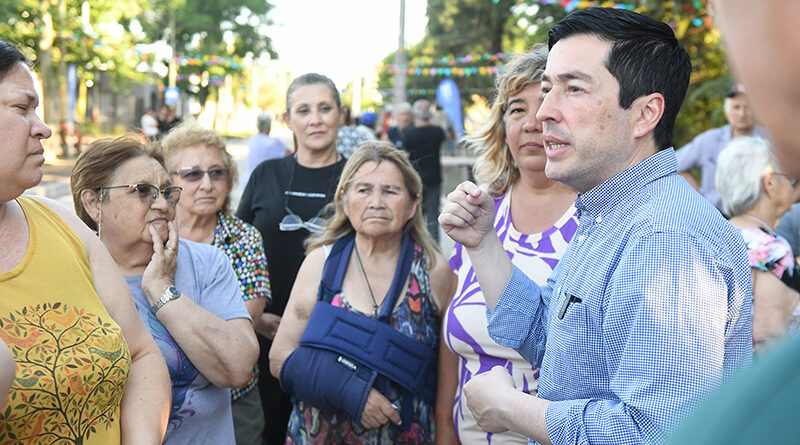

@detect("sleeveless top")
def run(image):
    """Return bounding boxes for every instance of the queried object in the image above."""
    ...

[285,242,439,445]
[444,189,577,444]
[0,196,131,444]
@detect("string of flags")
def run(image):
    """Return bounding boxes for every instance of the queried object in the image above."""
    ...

[383,65,508,77]
[386,0,709,81]
[379,87,495,97]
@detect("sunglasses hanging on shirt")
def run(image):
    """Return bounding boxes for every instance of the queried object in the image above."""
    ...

[279,155,328,233]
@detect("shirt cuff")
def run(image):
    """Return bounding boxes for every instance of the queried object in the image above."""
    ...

[486,265,541,349]
[545,398,591,445]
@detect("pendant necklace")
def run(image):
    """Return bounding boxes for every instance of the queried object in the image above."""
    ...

[354,242,381,316]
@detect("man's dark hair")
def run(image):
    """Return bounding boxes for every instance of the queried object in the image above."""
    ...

[548,7,691,150]
[0,38,28,82]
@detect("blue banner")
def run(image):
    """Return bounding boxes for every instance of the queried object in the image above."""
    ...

[435,78,464,137]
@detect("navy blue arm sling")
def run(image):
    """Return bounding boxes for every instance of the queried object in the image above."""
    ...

[279,232,438,428]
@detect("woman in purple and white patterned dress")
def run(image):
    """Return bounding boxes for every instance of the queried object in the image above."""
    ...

[436,49,578,445]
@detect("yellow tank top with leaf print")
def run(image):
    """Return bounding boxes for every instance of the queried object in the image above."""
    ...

[0,196,130,444]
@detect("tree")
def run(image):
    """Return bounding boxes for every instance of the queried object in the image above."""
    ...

[378,0,725,148]
[378,0,539,108]
[1,0,151,152]
[139,0,277,105]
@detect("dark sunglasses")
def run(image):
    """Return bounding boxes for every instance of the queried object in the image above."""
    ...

[171,167,230,182]
[99,183,182,206]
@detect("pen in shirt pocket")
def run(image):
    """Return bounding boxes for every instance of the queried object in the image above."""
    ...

[558,293,582,319]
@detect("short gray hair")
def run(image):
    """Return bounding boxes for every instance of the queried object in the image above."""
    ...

[392,102,411,117]
[257,113,272,134]
[413,99,431,122]
[716,136,777,216]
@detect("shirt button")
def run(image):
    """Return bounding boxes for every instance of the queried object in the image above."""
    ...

[577,234,585,243]
[595,216,602,224]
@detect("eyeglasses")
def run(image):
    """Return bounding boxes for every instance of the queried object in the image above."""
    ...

[279,210,327,233]
[278,155,328,233]
[775,172,798,187]
[171,167,230,182]
[99,183,182,206]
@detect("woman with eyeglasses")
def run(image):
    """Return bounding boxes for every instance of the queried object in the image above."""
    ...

[71,135,259,444]
[270,141,456,444]
[158,123,270,445]
[716,136,800,354]
[236,72,347,443]
[0,38,170,444]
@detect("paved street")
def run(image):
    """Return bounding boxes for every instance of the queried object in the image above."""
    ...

[26,137,459,255]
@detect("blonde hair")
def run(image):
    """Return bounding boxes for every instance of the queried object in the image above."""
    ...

[157,122,238,214]
[463,48,548,196]
[305,141,439,264]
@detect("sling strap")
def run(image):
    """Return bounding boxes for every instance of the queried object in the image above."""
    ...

[280,231,438,428]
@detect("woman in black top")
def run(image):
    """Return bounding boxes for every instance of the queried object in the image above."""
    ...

[236,73,346,444]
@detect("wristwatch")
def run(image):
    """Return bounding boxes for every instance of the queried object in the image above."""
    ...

[151,285,181,314]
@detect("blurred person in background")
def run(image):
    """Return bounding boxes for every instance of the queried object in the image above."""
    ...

[382,101,413,149]
[237,72,347,444]
[337,105,376,159]
[676,85,768,211]
[248,113,290,176]
[72,135,259,444]
[141,107,160,142]
[357,111,379,138]
[160,123,271,445]
[158,106,181,136]
[716,136,800,353]
[0,37,170,443]
[776,203,800,259]
[403,99,446,243]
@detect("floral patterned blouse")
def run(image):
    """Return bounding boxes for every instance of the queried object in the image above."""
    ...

[739,226,800,334]
[740,226,795,279]
[213,212,271,400]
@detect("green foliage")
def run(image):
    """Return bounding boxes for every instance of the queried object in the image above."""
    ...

[379,0,530,107]
[142,0,275,59]
[379,0,728,148]
[140,0,276,103]
[0,0,150,91]
[0,0,277,106]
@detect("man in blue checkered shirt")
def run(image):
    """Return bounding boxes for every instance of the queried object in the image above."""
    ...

[439,8,753,445]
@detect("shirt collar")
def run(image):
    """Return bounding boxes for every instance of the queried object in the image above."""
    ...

[576,148,678,218]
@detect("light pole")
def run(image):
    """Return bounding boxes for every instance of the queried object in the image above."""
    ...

[393,0,407,105]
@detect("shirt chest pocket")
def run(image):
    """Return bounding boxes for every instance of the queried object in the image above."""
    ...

[544,291,600,387]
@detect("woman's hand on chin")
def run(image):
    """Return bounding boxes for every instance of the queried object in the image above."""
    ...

[142,221,179,304]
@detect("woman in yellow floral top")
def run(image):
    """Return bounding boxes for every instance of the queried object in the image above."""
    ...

[159,123,271,445]
[0,38,171,444]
